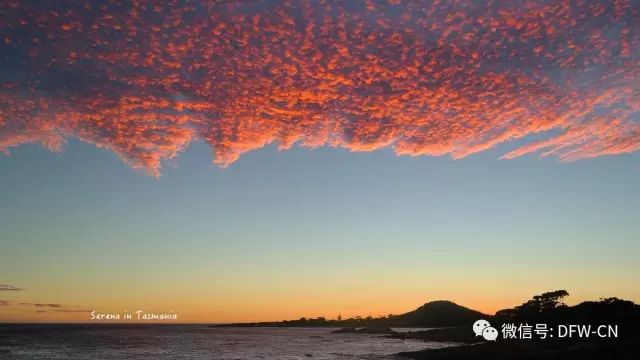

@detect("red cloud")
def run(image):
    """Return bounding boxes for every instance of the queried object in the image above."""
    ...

[1,0,638,175]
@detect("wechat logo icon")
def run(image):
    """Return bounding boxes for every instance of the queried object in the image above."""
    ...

[473,319,498,341]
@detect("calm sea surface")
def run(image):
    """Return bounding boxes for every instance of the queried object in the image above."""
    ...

[0,325,455,359]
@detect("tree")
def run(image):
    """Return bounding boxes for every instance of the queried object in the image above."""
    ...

[516,290,569,313]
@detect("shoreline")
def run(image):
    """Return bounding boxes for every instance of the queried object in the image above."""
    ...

[398,339,640,360]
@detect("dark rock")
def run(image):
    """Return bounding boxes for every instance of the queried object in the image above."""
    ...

[357,326,396,334]
[387,326,477,343]
[332,327,396,334]
[398,339,640,360]
[331,327,358,333]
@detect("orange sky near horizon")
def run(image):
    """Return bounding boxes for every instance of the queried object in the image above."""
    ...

[3,278,639,323]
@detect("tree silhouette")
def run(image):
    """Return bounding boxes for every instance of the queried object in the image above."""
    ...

[516,290,569,313]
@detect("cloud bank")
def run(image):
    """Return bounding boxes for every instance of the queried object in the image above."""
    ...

[19,302,92,313]
[1,0,638,175]
[20,303,63,308]
[0,284,23,291]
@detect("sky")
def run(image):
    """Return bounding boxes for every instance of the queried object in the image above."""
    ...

[1,0,639,323]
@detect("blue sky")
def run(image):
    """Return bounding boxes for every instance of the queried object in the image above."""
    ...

[1,140,639,321]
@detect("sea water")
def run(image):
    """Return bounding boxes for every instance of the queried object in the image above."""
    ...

[0,325,455,359]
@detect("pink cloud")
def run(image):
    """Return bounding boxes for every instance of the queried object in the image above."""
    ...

[0,1,638,175]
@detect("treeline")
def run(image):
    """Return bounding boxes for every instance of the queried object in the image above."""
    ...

[222,314,397,328]
[216,290,640,333]
[493,290,640,337]
[218,300,484,328]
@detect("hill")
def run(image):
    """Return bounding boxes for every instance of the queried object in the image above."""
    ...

[389,300,486,327]
[398,291,640,359]
[215,300,487,328]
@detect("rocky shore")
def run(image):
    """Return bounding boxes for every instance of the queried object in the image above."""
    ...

[387,326,476,343]
[331,326,396,334]
[398,339,640,360]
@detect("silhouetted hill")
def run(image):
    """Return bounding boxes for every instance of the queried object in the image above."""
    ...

[390,300,486,327]
[215,300,487,328]
[397,291,640,360]
[563,298,640,326]
[493,294,640,338]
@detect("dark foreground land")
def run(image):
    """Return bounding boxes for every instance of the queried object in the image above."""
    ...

[221,290,640,359]
[326,324,640,359]
[399,338,640,360]
[388,326,477,343]
[386,326,640,359]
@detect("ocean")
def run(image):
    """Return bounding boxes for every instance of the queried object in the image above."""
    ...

[0,325,454,359]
